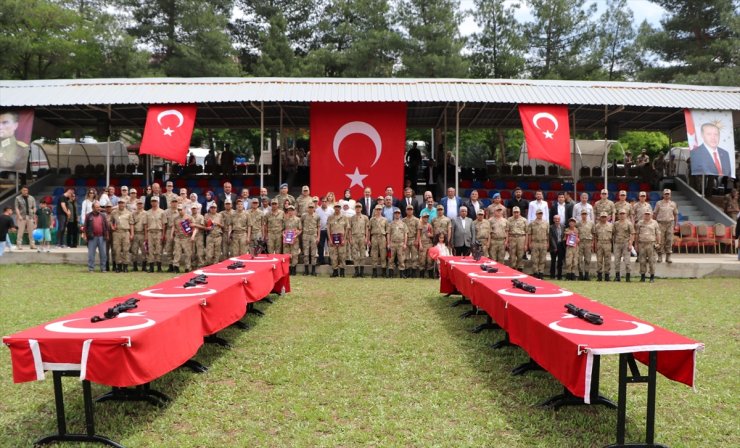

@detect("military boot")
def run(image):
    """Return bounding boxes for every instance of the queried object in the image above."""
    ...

[353,267,360,278]
[656,254,662,263]
[649,274,655,283]
[640,274,646,282]
[372,267,378,278]
[625,273,631,282]
[331,269,339,278]
[167,264,174,273]
[359,266,365,278]
[123,264,129,273]
[173,266,180,273]
[303,265,309,276]
[149,263,154,273]
[157,262,163,272]
[614,272,621,282]
[311,265,317,276]
[142,261,147,272]
[419,269,425,279]
[597,273,603,282]
[132,262,139,272]
[665,254,672,264]
[604,273,610,282]
[389,269,394,278]
[339,268,345,278]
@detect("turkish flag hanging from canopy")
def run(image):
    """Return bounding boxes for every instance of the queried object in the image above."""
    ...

[519,104,571,169]
[310,102,407,198]
[139,104,197,164]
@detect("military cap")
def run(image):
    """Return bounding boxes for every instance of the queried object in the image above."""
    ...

[251,197,259,203]
[536,209,543,214]
[663,189,671,194]
[150,196,159,201]
[270,199,278,204]
[280,183,288,189]
[406,204,414,210]
[581,210,588,214]
[599,212,608,217]
[476,209,484,215]
[512,206,520,212]
[601,188,609,194]
[224,198,231,204]
[374,205,383,210]
[287,205,295,210]
[176,204,183,210]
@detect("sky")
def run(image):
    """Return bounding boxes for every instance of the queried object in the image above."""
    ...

[458,0,667,36]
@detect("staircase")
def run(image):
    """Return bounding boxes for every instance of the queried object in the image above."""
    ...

[671,190,714,226]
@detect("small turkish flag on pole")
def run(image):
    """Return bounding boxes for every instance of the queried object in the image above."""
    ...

[519,104,571,169]
[139,104,197,164]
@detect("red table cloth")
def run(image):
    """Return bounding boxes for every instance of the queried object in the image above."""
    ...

[439,256,703,403]
[4,254,291,387]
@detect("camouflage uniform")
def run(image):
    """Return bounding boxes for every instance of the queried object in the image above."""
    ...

[273,193,296,209]
[172,215,193,271]
[163,207,179,266]
[402,214,420,270]
[282,214,302,267]
[110,206,133,267]
[301,211,320,268]
[190,211,206,267]
[564,227,579,276]
[296,195,313,216]
[473,218,492,258]
[369,213,388,271]
[247,208,265,245]
[614,200,632,222]
[327,212,349,271]
[131,207,148,267]
[576,219,594,278]
[205,211,224,265]
[594,198,616,222]
[636,218,661,277]
[432,215,452,243]
[527,218,549,276]
[632,200,653,225]
[612,218,635,278]
[489,217,508,262]
[266,209,285,254]
[219,208,234,261]
[145,207,166,266]
[230,210,249,257]
[417,219,435,274]
[506,215,528,270]
[388,218,409,272]
[653,198,678,262]
[350,213,370,264]
[592,221,614,279]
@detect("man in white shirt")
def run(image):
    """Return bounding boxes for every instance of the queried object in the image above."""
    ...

[527,190,549,223]
[442,187,461,219]
[316,197,332,265]
[572,192,594,222]
[465,190,483,217]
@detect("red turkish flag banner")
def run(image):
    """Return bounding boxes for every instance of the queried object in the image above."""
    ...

[310,102,407,198]
[139,104,197,164]
[519,104,571,169]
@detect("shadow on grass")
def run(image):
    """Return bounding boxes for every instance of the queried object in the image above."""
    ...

[427,289,625,447]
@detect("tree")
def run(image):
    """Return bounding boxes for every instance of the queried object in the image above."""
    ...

[303,0,401,77]
[468,0,525,79]
[597,0,638,80]
[396,0,468,77]
[618,131,671,158]
[122,0,241,77]
[524,0,600,79]
[639,0,739,86]
[252,12,302,76]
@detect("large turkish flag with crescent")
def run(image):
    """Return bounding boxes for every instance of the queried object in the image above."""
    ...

[519,104,571,169]
[139,104,197,164]
[310,102,407,198]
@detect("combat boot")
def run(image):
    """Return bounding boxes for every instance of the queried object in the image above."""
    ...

[149,263,154,273]
[331,269,339,278]
[640,274,646,282]
[597,273,602,282]
[353,267,360,278]
[656,254,662,263]
[167,264,174,272]
[123,264,128,273]
[649,274,655,283]
[419,269,425,279]
[142,261,147,272]
[625,273,630,282]
[311,265,317,276]
[133,262,138,272]
[389,268,394,278]
[604,273,610,282]
[665,254,672,264]
[372,267,378,278]
[157,262,163,272]
[359,266,365,278]
[303,265,309,276]
[339,268,345,278]
[614,273,621,282]
[173,266,180,273]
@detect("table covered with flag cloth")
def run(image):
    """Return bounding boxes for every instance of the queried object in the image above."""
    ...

[3,254,291,388]
[438,256,702,403]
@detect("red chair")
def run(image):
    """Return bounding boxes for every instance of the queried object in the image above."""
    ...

[64,178,75,187]
[697,225,717,254]
[715,223,736,254]
[197,178,209,190]
[505,180,518,190]
[460,180,473,189]
[596,182,605,191]
[640,183,651,192]
[528,181,540,191]
[677,223,700,253]
[478,190,489,198]
[86,178,97,187]
[522,190,535,200]
[617,182,629,192]
[500,190,512,200]
[551,181,563,191]
[483,180,494,190]
[576,181,585,191]
[545,191,558,202]
[249,187,261,196]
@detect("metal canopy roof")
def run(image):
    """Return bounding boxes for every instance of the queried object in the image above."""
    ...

[1,77,738,135]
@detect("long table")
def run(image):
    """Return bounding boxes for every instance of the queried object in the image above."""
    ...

[439,256,702,448]
[3,254,290,447]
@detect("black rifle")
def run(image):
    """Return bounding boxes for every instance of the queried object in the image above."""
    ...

[564,303,604,325]
[511,279,537,293]
[91,298,140,323]
[183,274,208,288]
[227,261,245,270]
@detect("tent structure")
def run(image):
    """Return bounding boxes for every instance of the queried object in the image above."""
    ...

[518,139,623,178]
[31,140,129,184]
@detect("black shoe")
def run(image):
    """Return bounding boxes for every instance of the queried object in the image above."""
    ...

[311,265,317,276]
[614,273,621,282]
[353,267,360,278]
[389,269,394,278]
[167,264,174,273]
[359,266,365,278]
[597,273,602,282]
[331,269,339,278]
[173,266,180,273]
[419,269,425,279]
[649,275,655,283]
[157,263,163,273]
[640,274,646,282]
[585,273,590,281]
[372,268,378,278]
[625,273,630,282]
[133,262,138,272]
[383,268,388,278]
[303,265,309,276]
[604,273,610,282]
[149,264,154,273]
[339,268,345,278]
[142,261,147,272]
[123,264,128,273]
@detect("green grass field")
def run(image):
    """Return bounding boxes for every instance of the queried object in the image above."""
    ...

[0,265,738,448]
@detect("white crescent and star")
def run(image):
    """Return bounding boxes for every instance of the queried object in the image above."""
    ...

[228,257,279,263]
[157,109,185,137]
[495,288,574,298]
[468,272,528,280]
[45,312,156,334]
[548,315,654,336]
[137,286,217,298]
[333,121,382,189]
[192,269,255,277]
[532,112,559,139]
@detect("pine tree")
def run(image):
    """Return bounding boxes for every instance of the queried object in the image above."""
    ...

[597,0,638,80]
[252,12,301,76]
[469,0,526,78]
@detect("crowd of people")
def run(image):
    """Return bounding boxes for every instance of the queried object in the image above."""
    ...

[4,179,739,274]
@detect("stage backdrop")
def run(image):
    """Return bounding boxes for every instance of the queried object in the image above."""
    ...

[310,102,407,198]
[684,109,735,179]
[0,109,34,173]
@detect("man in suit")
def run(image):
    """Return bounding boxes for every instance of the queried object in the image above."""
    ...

[549,192,572,225]
[357,187,375,218]
[440,187,463,219]
[549,215,566,280]
[400,187,421,216]
[464,190,484,217]
[450,206,475,256]
[691,123,733,177]
[219,181,238,211]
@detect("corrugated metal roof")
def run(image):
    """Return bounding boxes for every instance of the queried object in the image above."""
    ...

[2,77,738,110]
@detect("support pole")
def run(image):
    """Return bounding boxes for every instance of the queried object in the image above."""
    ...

[572,111,577,199]
[455,102,461,194]
[106,105,111,188]
[604,106,609,189]
[279,107,283,187]
[260,102,264,190]
[443,108,448,192]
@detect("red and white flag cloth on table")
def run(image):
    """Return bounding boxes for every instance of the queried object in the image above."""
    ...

[139,104,197,164]
[519,104,571,169]
[310,102,407,198]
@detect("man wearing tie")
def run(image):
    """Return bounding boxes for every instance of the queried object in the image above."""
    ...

[549,215,566,280]
[401,187,421,216]
[691,123,733,177]
[451,206,475,256]
[357,187,375,218]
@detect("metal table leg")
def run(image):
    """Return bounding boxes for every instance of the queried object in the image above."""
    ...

[471,314,501,333]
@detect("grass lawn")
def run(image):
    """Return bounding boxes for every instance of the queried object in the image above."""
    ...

[0,264,738,448]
